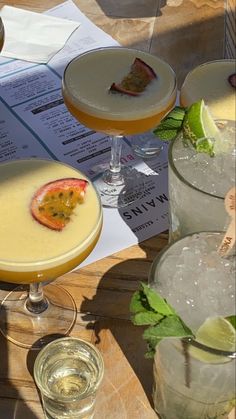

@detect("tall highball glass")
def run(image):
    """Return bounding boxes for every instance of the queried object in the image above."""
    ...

[149,231,236,419]
[168,59,235,241]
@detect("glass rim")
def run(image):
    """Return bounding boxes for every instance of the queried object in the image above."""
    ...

[33,336,105,401]
[0,158,103,269]
[168,135,225,200]
[181,59,235,88]
[149,231,235,358]
[62,46,177,120]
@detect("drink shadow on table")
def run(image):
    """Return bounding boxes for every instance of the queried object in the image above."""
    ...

[0,288,38,419]
[94,0,167,18]
[79,230,168,411]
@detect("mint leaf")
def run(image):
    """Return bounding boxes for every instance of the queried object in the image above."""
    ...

[130,283,194,358]
[153,106,186,142]
[143,316,193,340]
[130,290,150,314]
[153,128,179,141]
[141,283,175,316]
[145,337,162,359]
[225,315,236,330]
[131,311,163,326]
[168,106,187,121]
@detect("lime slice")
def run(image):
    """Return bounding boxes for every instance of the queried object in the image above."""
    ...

[183,99,221,156]
[190,316,236,364]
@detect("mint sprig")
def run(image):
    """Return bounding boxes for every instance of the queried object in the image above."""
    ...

[153,106,186,141]
[130,282,194,358]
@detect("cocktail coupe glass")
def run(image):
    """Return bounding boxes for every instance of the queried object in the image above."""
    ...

[168,60,236,241]
[0,159,103,349]
[180,60,236,121]
[62,46,177,208]
[0,17,4,51]
[149,232,236,419]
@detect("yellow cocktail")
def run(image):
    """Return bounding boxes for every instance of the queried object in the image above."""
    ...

[0,159,102,348]
[62,47,176,207]
[180,60,235,120]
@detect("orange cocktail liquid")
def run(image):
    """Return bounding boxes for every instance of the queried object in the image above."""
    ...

[62,47,177,136]
[0,159,102,284]
[63,96,176,136]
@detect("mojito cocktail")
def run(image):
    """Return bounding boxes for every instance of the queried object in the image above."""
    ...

[149,232,236,419]
[168,60,235,240]
[168,119,235,240]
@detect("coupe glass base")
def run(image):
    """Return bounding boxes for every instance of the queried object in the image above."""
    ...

[0,284,77,349]
[94,166,145,208]
[130,131,164,160]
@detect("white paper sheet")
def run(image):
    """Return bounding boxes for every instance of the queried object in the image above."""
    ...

[0,5,80,63]
[0,0,170,267]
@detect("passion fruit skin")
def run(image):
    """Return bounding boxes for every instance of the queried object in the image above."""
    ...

[228,73,236,88]
[110,57,157,96]
[31,178,88,231]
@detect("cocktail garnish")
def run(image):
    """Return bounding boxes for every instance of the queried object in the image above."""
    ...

[130,282,194,358]
[31,178,88,231]
[153,99,222,156]
[189,316,236,363]
[130,282,236,361]
[153,106,186,140]
[228,73,236,88]
[182,99,221,156]
[109,57,157,96]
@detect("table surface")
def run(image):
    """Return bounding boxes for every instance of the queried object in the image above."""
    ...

[0,1,235,418]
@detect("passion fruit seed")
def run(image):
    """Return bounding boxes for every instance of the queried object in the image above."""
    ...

[110,57,157,96]
[31,178,88,231]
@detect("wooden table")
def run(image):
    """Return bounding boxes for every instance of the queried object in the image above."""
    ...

[0,1,235,418]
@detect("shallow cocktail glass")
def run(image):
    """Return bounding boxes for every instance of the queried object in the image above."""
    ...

[180,60,236,121]
[62,46,176,208]
[149,231,236,419]
[0,159,102,349]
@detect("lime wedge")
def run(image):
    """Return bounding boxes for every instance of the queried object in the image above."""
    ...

[183,99,221,156]
[189,316,236,364]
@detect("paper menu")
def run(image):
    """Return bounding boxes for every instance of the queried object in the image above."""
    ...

[0,0,169,267]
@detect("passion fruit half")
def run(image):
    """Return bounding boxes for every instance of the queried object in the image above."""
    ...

[110,57,157,96]
[31,178,88,231]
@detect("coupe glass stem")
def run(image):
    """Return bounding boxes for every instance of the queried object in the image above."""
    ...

[26,282,49,314]
[106,135,124,185]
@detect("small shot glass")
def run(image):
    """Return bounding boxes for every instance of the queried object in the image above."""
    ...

[129,130,164,159]
[33,337,104,419]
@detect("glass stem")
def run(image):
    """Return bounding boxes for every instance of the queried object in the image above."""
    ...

[25,282,49,314]
[108,135,123,183]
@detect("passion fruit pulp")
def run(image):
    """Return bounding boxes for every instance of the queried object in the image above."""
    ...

[110,57,157,96]
[31,178,88,231]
